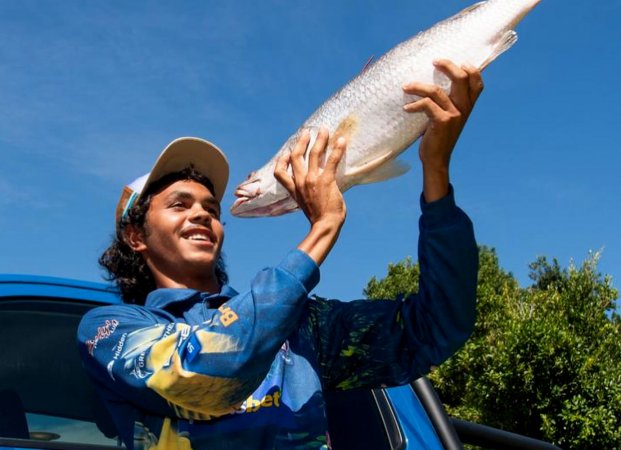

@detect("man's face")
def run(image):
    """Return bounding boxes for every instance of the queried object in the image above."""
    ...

[132,179,224,288]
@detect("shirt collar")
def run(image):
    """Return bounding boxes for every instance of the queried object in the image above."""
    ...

[145,285,239,310]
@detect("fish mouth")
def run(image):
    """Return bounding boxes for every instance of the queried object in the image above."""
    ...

[230,196,252,216]
[234,179,261,200]
[231,179,261,217]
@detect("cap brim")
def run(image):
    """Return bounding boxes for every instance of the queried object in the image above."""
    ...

[143,137,229,202]
[115,137,229,227]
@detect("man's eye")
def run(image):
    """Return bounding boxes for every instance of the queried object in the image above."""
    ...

[170,202,185,209]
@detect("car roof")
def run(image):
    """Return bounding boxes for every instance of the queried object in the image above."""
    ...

[0,274,121,304]
[0,274,121,436]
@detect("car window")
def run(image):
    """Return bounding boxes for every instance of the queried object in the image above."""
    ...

[324,388,405,450]
[0,296,121,449]
[25,414,119,446]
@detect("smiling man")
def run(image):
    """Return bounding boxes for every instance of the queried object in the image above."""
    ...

[78,60,482,450]
[124,173,225,294]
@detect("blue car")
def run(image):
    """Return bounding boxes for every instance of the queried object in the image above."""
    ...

[0,275,561,450]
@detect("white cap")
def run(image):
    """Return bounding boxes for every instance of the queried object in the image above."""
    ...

[115,137,229,226]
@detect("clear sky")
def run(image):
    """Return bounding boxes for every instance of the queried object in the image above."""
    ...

[1,0,619,303]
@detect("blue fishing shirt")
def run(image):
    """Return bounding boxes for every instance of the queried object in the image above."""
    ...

[77,188,478,449]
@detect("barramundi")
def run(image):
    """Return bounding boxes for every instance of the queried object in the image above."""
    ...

[230,0,540,217]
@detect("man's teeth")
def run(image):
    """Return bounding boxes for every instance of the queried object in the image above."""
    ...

[187,234,209,241]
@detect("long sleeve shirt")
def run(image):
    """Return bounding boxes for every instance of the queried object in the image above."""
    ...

[77,187,478,450]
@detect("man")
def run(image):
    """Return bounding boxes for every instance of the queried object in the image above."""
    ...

[78,60,482,449]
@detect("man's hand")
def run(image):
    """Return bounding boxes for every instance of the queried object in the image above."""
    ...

[274,127,347,266]
[403,59,484,202]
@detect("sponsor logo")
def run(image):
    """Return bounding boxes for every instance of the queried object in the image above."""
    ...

[235,390,282,414]
[86,319,119,356]
[218,305,238,327]
[186,334,200,363]
[130,352,149,379]
[180,325,190,339]
[163,322,175,338]
[113,333,127,360]
[106,332,128,381]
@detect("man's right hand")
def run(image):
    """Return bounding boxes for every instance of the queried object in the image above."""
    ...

[274,127,347,266]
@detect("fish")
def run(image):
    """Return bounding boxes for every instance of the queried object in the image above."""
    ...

[230,0,540,217]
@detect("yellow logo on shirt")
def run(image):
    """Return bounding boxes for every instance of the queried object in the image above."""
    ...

[218,305,238,327]
[237,390,282,414]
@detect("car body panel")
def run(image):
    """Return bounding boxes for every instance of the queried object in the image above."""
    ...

[0,275,561,450]
[386,385,443,450]
[0,275,121,305]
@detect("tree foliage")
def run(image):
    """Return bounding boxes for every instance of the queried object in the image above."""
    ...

[364,246,621,449]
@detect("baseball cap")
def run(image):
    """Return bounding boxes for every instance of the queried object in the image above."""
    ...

[115,137,229,226]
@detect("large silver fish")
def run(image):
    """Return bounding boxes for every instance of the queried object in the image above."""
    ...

[230,0,540,217]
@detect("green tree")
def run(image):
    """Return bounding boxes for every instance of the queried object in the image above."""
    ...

[364,246,621,449]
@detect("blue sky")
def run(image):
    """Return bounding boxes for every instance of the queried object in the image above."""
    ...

[1,0,619,303]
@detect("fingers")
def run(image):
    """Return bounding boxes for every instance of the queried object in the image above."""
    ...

[274,150,296,196]
[462,64,484,104]
[273,127,346,229]
[324,137,347,176]
[307,127,330,175]
[274,127,345,194]
[403,81,454,113]
[290,129,310,178]
[403,95,450,123]
[402,59,483,117]
[435,59,470,114]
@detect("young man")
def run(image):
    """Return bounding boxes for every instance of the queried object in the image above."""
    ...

[78,60,482,449]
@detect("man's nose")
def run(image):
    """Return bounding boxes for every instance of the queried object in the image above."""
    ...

[189,204,212,223]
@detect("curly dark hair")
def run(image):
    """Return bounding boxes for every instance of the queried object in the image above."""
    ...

[100,167,229,305]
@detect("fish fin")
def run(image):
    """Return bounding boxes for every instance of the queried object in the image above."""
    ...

[360,55,375,73]
[452,1,487,19]
[479,30,518,71]
[352,159,411,185]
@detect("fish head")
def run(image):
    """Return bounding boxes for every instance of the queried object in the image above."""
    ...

[230,164,299,217]
[230,130,312,218]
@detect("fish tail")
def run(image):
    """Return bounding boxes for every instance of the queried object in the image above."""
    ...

[479,30,518,71]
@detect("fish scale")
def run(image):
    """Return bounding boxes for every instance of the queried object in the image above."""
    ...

[231,0,540,217]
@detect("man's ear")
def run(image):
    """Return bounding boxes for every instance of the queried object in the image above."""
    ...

[123,224,147,253]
